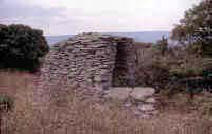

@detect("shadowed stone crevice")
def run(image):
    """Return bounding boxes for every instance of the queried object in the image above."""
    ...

[112,39,135,87]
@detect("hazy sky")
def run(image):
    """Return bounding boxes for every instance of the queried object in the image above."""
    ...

[0,0,201,35]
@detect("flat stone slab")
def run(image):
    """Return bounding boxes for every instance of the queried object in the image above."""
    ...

[130,88,155,102]
[146,97,156,103]
[105,88,132,101]
[138,104,155,112]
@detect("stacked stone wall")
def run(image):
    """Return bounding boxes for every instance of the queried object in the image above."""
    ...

[39,33,135,93]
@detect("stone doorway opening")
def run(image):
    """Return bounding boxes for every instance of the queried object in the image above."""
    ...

[112,39,135,88]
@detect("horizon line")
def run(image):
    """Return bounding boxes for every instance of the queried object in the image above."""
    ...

[46,30,171,37]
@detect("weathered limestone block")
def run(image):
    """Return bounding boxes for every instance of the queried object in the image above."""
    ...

[130,88,155,102]
[137,104,155,112]
[105,88,133,101]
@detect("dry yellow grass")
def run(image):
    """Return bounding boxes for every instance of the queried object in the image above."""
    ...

[0,71,212,134]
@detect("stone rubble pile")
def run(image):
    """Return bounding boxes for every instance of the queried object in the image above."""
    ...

[105,87,157,118]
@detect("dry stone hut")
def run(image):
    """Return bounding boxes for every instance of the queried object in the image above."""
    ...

[40,33,135,93]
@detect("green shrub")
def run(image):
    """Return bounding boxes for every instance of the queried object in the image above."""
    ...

[0,95,13,112]
[169,68,203,78]
[0,24,49,71]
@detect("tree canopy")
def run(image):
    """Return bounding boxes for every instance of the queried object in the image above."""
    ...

[0,24,49,71]
[171,1,212,56]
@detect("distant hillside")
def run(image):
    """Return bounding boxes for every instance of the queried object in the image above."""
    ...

[45,31,170,46]
[103,31,170,43]
[45,35,73,46]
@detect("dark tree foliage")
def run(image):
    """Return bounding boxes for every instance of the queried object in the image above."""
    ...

[171,1,212,93]
[156,36,168,56]
[171,0,212,56]
[0,24,49,71]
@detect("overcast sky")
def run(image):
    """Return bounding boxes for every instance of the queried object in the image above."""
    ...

[0,0,201,36]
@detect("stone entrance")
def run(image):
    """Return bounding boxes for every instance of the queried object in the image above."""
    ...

[112,39,135,87]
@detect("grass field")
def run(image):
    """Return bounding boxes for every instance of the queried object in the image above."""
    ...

[0,71,212,134]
